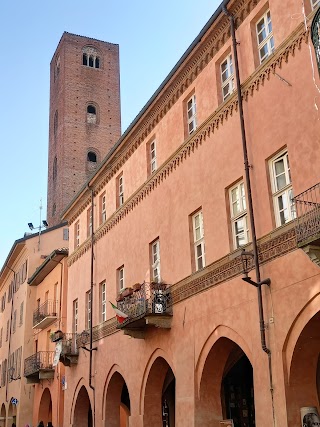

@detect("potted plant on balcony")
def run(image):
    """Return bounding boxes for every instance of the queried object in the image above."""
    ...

[122,287,133,297]
[133,282,142,292]
[50,330,64,342]
[116,292,124,302]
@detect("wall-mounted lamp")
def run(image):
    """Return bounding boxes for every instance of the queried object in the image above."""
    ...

[240,249,271,287]
[79,330,97,352]
[8,366,20,381]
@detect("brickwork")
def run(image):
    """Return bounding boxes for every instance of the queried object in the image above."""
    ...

[47,32,121,227]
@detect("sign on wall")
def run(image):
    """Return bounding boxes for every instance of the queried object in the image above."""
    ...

[301,407,320,427]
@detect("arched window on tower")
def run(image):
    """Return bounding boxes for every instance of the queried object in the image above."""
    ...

[87,105,97,124]
[53,156,57,181]
[54,110,58,140]
[82,46,101,69]
[54,56,60,82]
[87,150,98,172]
[87,152,97,163]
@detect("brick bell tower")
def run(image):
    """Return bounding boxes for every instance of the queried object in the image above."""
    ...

[47,32,121,227]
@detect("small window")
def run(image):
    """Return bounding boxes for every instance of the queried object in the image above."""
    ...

[150,140,157,173]
[85,290,91,330]
[54,56,60,82]
[73,299,78,333]
[187,94,197,135]
[12,310,17,334]
[118,266,125,291]
[87,152,97,163]
[117,174,124,208]
[100,282,106,322]
[53,156,57,181]
[269,150,295,226]
[256,10,275,63]
[52,203,57,217]
[87,105,97,124]
[221,54,235,101]
[192,210,205,271]
[0,328,2,348]
[87,207,92,237]
[100,192,107,224]
[5,321,9,342]
[74,221,80,249]
[54,110,58,139]
[19,302,24,326]
[82,46,100,69]
[311,0,320,10]
[151,239,161,282]
[229,181,250,249]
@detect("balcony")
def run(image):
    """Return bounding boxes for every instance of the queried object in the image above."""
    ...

[33,300,58,329]
[24,351,55,384]
[59,333,79,366]
[294,182,320,266]
[117,282,172,339]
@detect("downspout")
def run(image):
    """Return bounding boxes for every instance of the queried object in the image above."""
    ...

[222,1,275,424]
[89,185,96,427]
[5,265,16,403]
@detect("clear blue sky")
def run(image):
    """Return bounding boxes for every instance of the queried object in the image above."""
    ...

[0,0,221,268]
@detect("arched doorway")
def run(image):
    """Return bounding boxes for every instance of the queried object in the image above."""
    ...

[286,312,320,425]
[105,372,131,427]
[73,386,93,427]
[221,348,255,426]
[38,388,52,426]
[197,337,255,427]
[8,402,17,426]
[143,357,175,427]
[0,403,6,427]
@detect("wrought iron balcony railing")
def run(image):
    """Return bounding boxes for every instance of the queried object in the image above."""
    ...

[33,300,58,329]
[59,333,79,366]
[24,351,55,377]
[293,182,320,246]
[60,333,79,356]
[117,282,172,329]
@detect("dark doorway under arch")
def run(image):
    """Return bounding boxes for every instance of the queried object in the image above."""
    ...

[222,351,255,427]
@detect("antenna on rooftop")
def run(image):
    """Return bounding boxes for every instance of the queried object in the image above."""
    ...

[27,198,49,251]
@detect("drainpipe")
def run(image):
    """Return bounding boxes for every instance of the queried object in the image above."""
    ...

[5,265,16,404]
[89,185,96,427]
[222,1,275,424]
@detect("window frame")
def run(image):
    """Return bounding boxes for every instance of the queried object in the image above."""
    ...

[150,140,157,173]
[221,53,235,101]
[73,299,78,334]
[269,149,295,227]
[100,192,107,224]
[229,181,250,249]
[118,266,125,292]
[85,290,91,330]
[192,210,205,271]
[187,94,197,135]
[151,239,161,282]
[74,221,80,249]
[256,10,275,64]
[87,208,93,238]
[118,174,124,207]
[100,282,106,322]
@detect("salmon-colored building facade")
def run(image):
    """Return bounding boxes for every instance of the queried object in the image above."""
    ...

[56,0,320,426]
[0,225,68,427]
[1,0,320,426]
